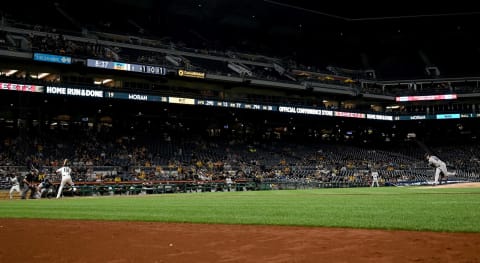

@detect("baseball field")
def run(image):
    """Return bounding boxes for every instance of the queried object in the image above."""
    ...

[1,183,480,262]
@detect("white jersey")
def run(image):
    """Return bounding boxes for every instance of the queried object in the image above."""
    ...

[371,171,379,180]
[9,176,19,186]
[428,156,445,168]
[56,166,75,199]
[56,167,72,177]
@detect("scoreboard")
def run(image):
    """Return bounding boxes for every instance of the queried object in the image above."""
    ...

[87,59,167,75]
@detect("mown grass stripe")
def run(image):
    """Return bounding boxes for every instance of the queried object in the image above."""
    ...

[1,187,479,232]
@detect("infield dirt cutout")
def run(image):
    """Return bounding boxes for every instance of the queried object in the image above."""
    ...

[419,182,480,189]
[1,182,479,263]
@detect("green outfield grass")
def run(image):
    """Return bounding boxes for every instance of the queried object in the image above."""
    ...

[1,187,480,232]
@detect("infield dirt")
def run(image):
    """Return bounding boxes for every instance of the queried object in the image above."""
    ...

[1,183,480,262]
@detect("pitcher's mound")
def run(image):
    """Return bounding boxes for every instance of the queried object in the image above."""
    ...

[427,182,480,188]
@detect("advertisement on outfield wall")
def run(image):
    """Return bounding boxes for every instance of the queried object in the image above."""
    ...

[0,82,44,93]
[396,94,457,102]
[7,82,477,122]
[46,86,103,98]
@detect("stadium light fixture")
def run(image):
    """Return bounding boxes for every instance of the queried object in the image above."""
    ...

[38,73,50,79]
[5,70,18,76]
[102,79,113,84]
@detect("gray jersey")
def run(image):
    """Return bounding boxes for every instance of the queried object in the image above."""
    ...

[428,156,445,168]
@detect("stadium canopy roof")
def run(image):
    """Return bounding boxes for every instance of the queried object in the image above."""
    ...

[2,0,480,79]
